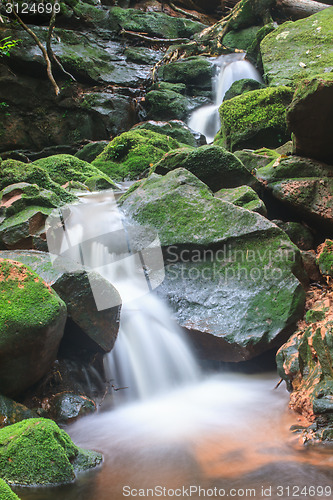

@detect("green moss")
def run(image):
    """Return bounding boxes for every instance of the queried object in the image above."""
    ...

[145,89,189,121]
[0,418,102,485]
[223,25,263,51]
[149,81,187,95]
[215,185,266,214]
[132,120,198,147]
[92,129,181,181]
[306,309,326,324]
[216,86,293,151]
[224,78,266,101]
[0,160,76,204]
[75,141,109,163]
[317,240,333,277]
[33,154,116,190]
[0,259,65,342]
[261,8,333,87]
[0,479,20,499]
[158,56,213,88]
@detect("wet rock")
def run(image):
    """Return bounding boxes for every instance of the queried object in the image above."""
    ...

[152,145,259,192]
[215,86,293,152]
[75,141,109,163]
[271,221,314,251]
[49,392,97,424]
[0,395,38,428]
[256,156,333,231]
[223,25,263,52]
[0,258,67,396]
[120,168,306,361]
[92,128,181,181]
[224,78,266,101]
[131,120,205,147]
[0,418,102,485]
[287,73,333,165]
[145,89,190,121]
[0,250,121,353]
[260,8,333,87]
[215,185,267,215]
[317,239,333,277]
[158,56,213,90]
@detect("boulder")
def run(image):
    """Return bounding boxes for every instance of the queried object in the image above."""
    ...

[145,89,190,121]
[152,145,259,192]
[0,250,121,353]
[215,86,294,152]
[0,258,67,396]
[277,300,333,443]
[287,74,333,165]
[0,418,102,485]
[120,168,306,361]
[48,393,97,424]
[158,56,213,89]
[260,8,333,87]
[234,147,280,173]
[33,154,116,190]
[223,78,266,101]
[222,25,263,52]
[301,250,322,282]
[256,156,333,231]
[215,185,267,215]
[75,141,109,163]
[92,129,181,181]
[317,240,333,277]
[131,120,206,147]
[0,395,37,428]
[272,221,314,251]
[0,479,20,500]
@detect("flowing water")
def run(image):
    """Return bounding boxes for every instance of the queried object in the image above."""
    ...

[188,53,262,143]
[17,193,333,499]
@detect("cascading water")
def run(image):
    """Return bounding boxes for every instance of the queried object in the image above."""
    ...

[188,53,262,143]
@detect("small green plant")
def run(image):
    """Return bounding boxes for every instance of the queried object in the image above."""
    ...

[0,37,20,57]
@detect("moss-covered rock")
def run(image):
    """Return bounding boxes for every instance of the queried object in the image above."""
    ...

[131,120,203,148]
[0,160,76,204]
[75,141,109,164]
[234,147,280,173]
[277,304,333,443]
[0,479,20,500]
[33,154,116,191]
[216,86,293,152]
[215,185,266,215]
[152,145,258,192]
[317,240,333,277]
[145,89,190,121]
[92,129,181,181]
[260,8,333,87]
[120,168,305,361]
[0,418,102,485]
[222,25,263,52]
[0,395,37,429]
[124,46,163,66]
[224,78,266,101]
[149,81,187,95]
[0,259,67,396]
[0,250,121,353]
[287,73,333,165]
[108,7,206,39]
[158,56,213,89]
[272,221,314,251]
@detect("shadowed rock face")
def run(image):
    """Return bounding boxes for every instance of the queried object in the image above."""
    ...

[120,168,306,362]
[0,258,67,396]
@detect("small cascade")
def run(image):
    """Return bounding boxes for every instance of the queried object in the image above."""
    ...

[47,191,200,404]
[188,53,262,143]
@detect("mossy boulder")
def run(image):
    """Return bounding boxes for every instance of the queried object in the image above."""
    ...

[224,78,266,101]
[287,73,333,165]
[33,154,116,191]
[92,129,181,181]
[260,8,333,87]
[317,240,333,277]
[277,308,333,443]
[152,145,258,192]
[124,46,163,66]
[108,7,206,39]
[222,25,263,52]
[234,147,280,173]
[120,168,305,361]
[0,479,20,500]
[0,395,37,429]
[75,141,109,163]
[272,221,314,251]
[215,185,266,215]
[0,250,121,353]
[131,120,204,148]
[256,156,333,231]
[0,259,67,396]
[215,86,293,152]
[145,89,190,121]
[0,418,102,485]
[158,57,213,89]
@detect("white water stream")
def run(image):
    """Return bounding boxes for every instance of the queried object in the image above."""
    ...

[188,53,262,143]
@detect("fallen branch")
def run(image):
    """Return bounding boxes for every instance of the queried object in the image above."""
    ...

[169,2,204,21]
[119,28,190,45]
[276,0,331,19]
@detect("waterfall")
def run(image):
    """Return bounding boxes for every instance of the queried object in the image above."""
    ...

[188,53,262,143]
[46,191,200,404]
